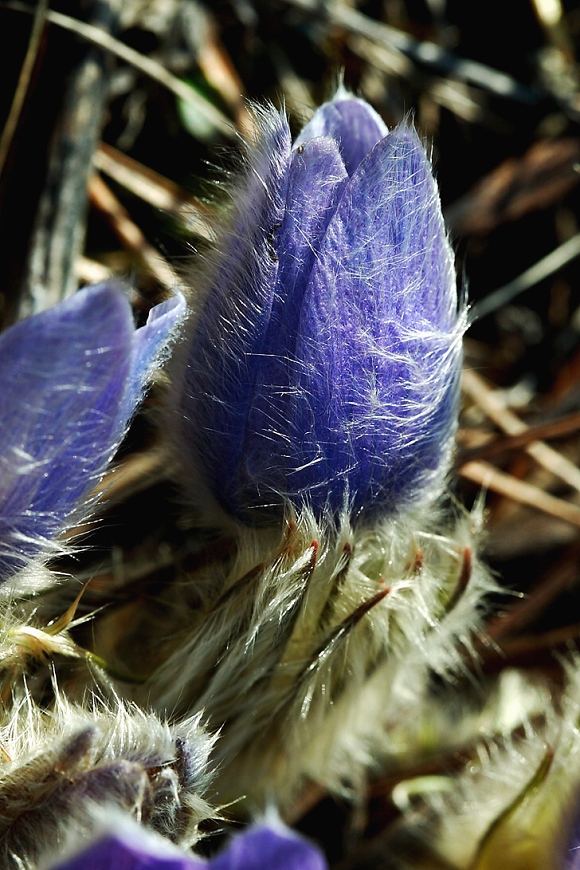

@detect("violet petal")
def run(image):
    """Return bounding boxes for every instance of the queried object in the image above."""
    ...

[288,123,461,516]
[127,291,186,417]
[218,136,348,516]
[181,108,292,512]
[294,96,388,175]
[0,286,131,574]
[0,284,182,577]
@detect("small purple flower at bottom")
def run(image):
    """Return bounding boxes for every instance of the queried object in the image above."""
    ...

[48,824,204,870]
[47,820,327,870]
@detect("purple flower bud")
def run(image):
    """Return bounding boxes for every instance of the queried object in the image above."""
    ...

[181,96,464,523]
[0,284,184,577]
[293,94,389,174]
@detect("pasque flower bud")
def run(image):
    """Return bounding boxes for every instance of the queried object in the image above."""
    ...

[180,94,464,523]
[127,96,495,814]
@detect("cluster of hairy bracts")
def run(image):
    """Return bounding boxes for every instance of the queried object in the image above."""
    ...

[0,691,215,869]
[175,94,466,525]
[395,661,580,870]
[90,502,497,810]
[0,595,89,689]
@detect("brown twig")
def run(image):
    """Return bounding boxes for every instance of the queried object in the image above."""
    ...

[458,410,580,463]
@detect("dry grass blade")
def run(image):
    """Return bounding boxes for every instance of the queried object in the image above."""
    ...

[531,0,566,37]
[458,410,580,462]
[445,138,580,236]
[15,0,119,318]
[196,24,250,130]
[94,144,214,239]
[463,369,580,495]
[0,0,47,178]
[472,231,580,319]
[76,256,113,284]
[460,460,580,527]
[352,36,491,125]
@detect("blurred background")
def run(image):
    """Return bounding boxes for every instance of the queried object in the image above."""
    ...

[2,0,580,865]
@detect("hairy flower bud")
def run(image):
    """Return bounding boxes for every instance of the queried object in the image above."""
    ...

[119,97,493,813]
[180,95,464,523]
